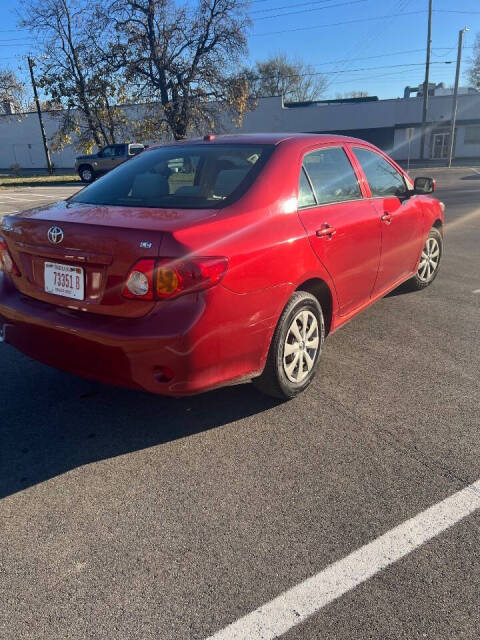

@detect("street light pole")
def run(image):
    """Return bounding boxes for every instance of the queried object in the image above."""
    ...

[447,27,469,168]
[27,56,53,174]
[419,0,433,161]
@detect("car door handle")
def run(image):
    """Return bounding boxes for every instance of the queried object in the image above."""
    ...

[316,225,336,237]
[381,213,393,224]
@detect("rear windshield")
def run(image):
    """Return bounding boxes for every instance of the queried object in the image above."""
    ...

[71,144,274,209]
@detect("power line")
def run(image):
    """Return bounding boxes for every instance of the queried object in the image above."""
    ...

[435,9,480,14]
[252,10,426,37]
[320,0,414,92]
[251,0,345,14]
[254,0,367,20]
[318,47,472,67]
[252,60,453,83]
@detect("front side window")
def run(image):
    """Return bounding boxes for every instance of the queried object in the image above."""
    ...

[353,147,407,197]
[70,144,274,209]
[302,147,362,205]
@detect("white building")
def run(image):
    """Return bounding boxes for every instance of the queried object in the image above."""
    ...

[235,93,480,164]
[1,90,479,169]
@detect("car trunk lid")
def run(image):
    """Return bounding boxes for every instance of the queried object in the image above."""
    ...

[2,200,216,318]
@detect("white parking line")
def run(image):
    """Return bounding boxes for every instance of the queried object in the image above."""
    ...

[207,480,480,640]
[471,168,480,175]
[0,193,63,200]
[0,195,39,202]
[10,187,79,193]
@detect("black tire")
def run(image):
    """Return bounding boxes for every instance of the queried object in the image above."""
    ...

[78,164,95,183]
[405,226,443,291]
[253,291,325,399]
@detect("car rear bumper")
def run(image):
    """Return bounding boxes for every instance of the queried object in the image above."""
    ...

[0,273,284,396]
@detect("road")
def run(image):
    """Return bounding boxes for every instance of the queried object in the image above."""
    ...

[1,169,479,639]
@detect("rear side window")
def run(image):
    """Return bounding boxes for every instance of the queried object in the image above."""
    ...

[353,147,407,197]
[302,147,362,205]
[70,144,274,209]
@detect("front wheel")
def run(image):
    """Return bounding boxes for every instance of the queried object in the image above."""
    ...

[253,291,325,399]
[406,226,443,291]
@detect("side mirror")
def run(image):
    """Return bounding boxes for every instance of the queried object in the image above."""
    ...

[414,176,436,194]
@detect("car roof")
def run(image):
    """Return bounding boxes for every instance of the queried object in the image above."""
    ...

[149,133,373,149]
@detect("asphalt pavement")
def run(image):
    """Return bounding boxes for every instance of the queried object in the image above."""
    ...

[0,183,82,218]
[0,168,479,639]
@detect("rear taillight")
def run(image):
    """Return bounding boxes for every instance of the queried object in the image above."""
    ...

[123,257,228,301]
[0,236,20,276]
[155,257,228,299]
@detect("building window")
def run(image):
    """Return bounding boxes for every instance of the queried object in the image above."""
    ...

[464,125,480,144]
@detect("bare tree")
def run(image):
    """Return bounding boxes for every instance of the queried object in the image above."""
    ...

[20,0,130,152]
[0,69,26,112]
[246,54,326,102]
[109,0,252,140]
[335,90,369,99]
[468,32,480,91]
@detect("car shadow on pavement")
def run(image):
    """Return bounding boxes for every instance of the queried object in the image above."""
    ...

[0,348,282,500]
[384,282,416,297]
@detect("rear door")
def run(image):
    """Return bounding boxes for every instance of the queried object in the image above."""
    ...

[297,145,381,316]
[351,146,423,293]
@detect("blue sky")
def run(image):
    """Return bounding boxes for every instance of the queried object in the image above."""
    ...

[1,0,479,101]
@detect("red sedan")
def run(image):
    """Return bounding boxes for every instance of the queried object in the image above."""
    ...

[0,134,444,398]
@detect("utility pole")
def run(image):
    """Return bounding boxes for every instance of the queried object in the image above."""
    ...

[419,0,433,161]
[27,56,53,174]
[447,27,469,168]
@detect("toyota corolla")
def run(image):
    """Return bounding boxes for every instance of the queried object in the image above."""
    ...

[0,134,444,398]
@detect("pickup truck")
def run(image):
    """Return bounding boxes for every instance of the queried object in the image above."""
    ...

[75,143,146,182]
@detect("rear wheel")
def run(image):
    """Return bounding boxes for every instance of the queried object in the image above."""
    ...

[78,165,95,183]
[406,227,443,291]
[253,291,325,399]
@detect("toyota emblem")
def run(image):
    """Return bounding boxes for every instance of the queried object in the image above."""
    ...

[47,226,64,245]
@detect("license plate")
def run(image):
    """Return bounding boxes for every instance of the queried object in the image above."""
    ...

[44,262,85,300]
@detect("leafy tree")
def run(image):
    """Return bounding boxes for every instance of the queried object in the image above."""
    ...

[108,0,252,140]
[468,33,480,91]
[20,0,130,152]
[0,69,26,113]
[246,54,326,102]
